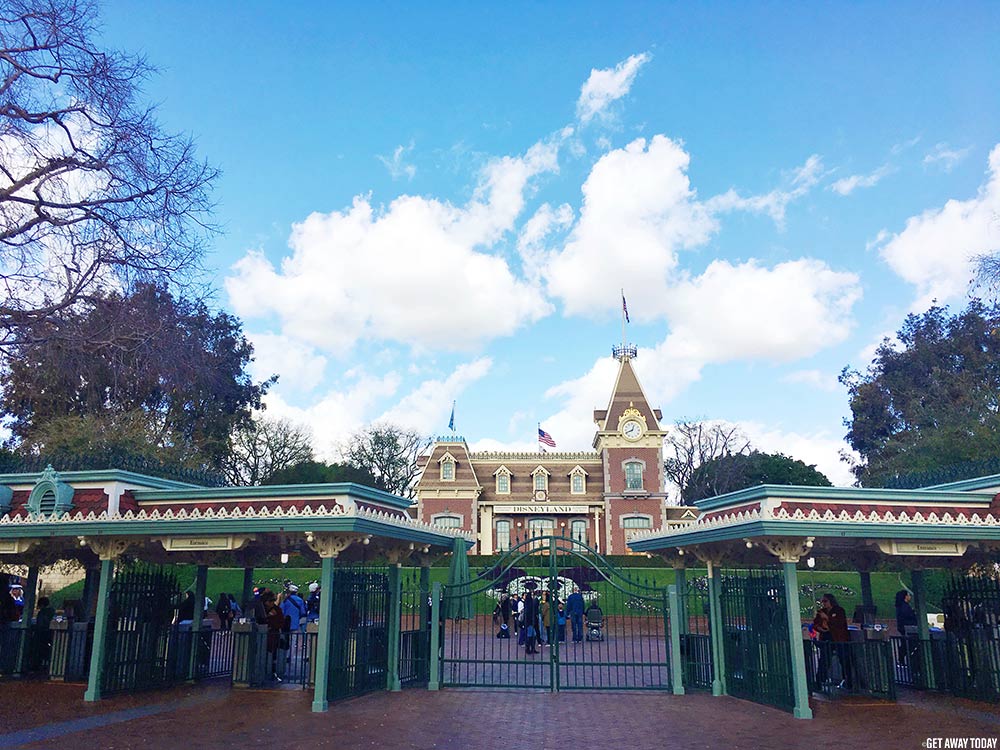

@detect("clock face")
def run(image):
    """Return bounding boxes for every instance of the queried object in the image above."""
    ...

[534,489,548,502]
[622,420,643,440]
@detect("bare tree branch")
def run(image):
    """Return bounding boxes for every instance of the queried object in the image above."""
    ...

[0,0,218,349]
[663,419,753,500]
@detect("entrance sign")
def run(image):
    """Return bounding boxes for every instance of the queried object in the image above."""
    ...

[501,505,590,514]
[877,540,969,556]
[155,535,253,552]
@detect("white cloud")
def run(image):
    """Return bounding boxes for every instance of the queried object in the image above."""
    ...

[782,369,842,392]
[226,138,561,354]
[378,357,493,434]
[830,164,892,196]
[890,135,922,155]
[544,135,717,319]
[878,144,1000,308]
[377,143,417,181]
[248,332,328,392]
[262,371,402,460]
[923,142,973,172]
[707,154,825,227]
[576,52,651,124]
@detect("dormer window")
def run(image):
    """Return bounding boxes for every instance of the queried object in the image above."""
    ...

[531,466,549,492]
[569,465,588,495]
[438,451,457,482]
[27,465,74,517]
[494,466,511,494]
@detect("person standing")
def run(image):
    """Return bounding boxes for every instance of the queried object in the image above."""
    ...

[510,594,521,634]
[306,583,321,624]
[566,586,585,643]
[523,591,539,654]
[262,591,285,682]
[216,592,233,631]
[824,594,853,689]
[895,589,918,667]
[539,592,551,646]
[282,585,307,633]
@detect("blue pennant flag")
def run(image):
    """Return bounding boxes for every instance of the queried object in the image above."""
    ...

[448,401,455,431]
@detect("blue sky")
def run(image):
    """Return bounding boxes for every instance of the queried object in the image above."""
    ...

[99,2,1000,486]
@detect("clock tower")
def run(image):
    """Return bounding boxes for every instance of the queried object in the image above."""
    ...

[592,344,668,552]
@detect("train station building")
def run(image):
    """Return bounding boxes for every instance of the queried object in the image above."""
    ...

[415,346,693,554]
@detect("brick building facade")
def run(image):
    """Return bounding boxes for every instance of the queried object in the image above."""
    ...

[415,350,692,554]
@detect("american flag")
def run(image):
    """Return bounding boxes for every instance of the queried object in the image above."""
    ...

[538,427,556,448]
[622,291,630,323]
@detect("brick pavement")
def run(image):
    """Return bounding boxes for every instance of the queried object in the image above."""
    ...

[1,680,998,750]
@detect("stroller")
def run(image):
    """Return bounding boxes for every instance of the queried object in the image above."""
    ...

[585,604,604,642]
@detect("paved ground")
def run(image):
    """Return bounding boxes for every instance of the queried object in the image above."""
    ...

[1,680,998,749]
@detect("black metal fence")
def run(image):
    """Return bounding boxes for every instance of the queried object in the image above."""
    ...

[0,627,24,675]
[399,569,430,687]
[677,575,713,691]
[327,566,390,701]
[232,627,317,688]
[804,638,896,700]
[719,569,794,712]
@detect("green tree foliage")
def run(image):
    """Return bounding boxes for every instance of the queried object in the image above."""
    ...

[263,460,378,486]
[2,284,272,470]
[682,451,832,503]
[840,301,1000,486]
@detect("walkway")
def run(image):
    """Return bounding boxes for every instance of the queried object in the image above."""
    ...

[1,681,998,749]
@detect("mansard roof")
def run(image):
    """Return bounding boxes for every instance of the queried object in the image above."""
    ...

[598,356,662,432]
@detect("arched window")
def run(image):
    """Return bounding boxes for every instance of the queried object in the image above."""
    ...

[440,453,456,481]
[624,461,644,490]
[571,519,588,545]
[569,465,587,495]
[495,520,511,552]
[528,518,553,539]
[432,513,462,529]
[532,466,549,492]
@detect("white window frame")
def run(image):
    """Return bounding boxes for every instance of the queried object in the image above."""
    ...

[571,519,588,545]
[620,514,653,530]
[431,512,463,529]
[528,517,554,539]
[569,465,587,495]
[494,466,511,495]
[495,519,512,552]
[623,459,645,491]
[439,451,457,482]
[531,466,549,492]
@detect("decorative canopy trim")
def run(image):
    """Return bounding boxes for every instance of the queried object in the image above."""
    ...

[0,498,473,542]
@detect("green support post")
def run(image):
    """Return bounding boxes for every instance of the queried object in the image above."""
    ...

[84,557,114,702]
[387,564,402,691]
[783,561,813,720]
[674,567,688,636]
[188,564,208,681]
[311,555,337,712]
[667,584,685,695]
[428,581,441,691]
[14,566,39,675]
[911,569,935,689]
[549,536,558,694]
[241,567,254,612]
[706,564,726,696]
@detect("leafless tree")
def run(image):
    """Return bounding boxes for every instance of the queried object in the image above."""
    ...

[224,416,314,486]
[0,0,218,348]
[663,420,752,497]
[341,423,428,499]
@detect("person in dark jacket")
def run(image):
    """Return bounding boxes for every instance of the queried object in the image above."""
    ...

[895,589,918,632]
[523,591,540,654]
[216,592,233,630]
[566,586,585,643]
[823,594,852,689]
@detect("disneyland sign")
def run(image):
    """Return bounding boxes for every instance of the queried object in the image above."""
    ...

[502,505,590,514]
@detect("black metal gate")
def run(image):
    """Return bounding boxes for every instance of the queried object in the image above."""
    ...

[677,574,714,690]
[399,569,431,687]
[327,566,390,701]
[102,563,182,695]
[438,535,671,691]
[935,574,1000,701]
[718,569,794,711]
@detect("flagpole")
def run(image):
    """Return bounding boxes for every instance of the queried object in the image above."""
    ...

[620,287,626,350]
